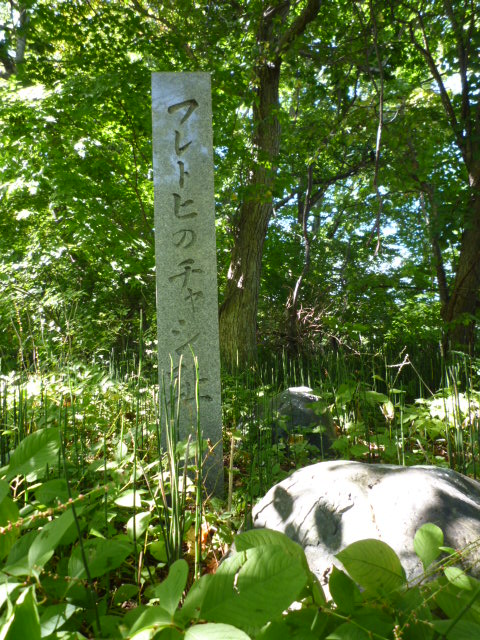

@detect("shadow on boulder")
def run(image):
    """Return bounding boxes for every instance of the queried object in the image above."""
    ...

[252,460,480,590]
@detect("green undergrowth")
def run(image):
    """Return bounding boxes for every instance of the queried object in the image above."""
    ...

[0,350,478,637]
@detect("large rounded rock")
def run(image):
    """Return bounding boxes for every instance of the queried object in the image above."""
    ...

[252,461,480,587]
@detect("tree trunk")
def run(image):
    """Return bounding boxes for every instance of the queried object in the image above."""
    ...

[406,2,480,354]
[442,182,480,354]
[219,60,281,367]
[219,0,321,368]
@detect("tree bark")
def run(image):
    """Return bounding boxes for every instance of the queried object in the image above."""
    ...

[219,0,321,368]
[406,2,480,354]
[441,182,480,353]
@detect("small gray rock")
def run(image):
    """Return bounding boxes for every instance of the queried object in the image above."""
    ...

[258,386,336,452]
[252,460,480,589]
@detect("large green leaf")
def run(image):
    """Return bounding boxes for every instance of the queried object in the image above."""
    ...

[234,528,311,573]
[5,428,60,480]
[257,609,329,640]
[336,539,406,595]
[4,530,38,576]
[199,545,308,630]
[444,567,475,590]
[176,574,214,625]
[364,390,389,404]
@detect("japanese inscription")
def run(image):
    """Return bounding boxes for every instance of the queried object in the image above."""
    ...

[152,73,223,495]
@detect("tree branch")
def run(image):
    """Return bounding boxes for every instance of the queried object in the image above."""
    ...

[276,0,321,57]
[408,11,464,154]
[443,0,471,137]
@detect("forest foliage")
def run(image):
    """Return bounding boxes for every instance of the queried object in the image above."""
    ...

[1,3,480,636]
[0,0,479,372]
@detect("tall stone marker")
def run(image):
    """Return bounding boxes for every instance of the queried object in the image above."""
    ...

[152,73,223,495]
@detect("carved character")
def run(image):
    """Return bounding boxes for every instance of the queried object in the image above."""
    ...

[167,98,199,124]
[173,229,196,249]
[177,161,188,188]
[168,258,203,289]
[173,193,197,219]
[175,130,192,155]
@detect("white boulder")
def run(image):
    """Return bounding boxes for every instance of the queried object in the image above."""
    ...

[252,460,480,586]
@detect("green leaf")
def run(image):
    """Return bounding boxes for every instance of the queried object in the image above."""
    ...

[176,574,214,625]
[0,480,9,504]
[336,539,406,595]
[234,528,310,572]
[113,583,139,606]
[326,622,370,639]
[351,609,395,637]
[28,506,76,573]
[0,496,20,561]
[128,606,172,636]
[432,619,480,639]
[1,586,41,640]
[328,566,361,614]
[39,602,77,636]
[444,567,473,590]
[146,559,189,616]
[349,443,370,457]
[433,580,480,622]
[0,576,21,610]
[364,390,389,404]
[414,523,444,570]
[126,511,151,540]
[68,536,132,579]
[185,623,251,639]
[150,538,168,563]
[336,383,357,406]
[200,545,308,630]
[35,479,70,506]
[4,530,37,576]
[154,628,184,639]
[114,490,145,507]
[6,428,60,480]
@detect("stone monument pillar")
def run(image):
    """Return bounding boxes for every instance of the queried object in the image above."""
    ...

[151,72,223,495]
